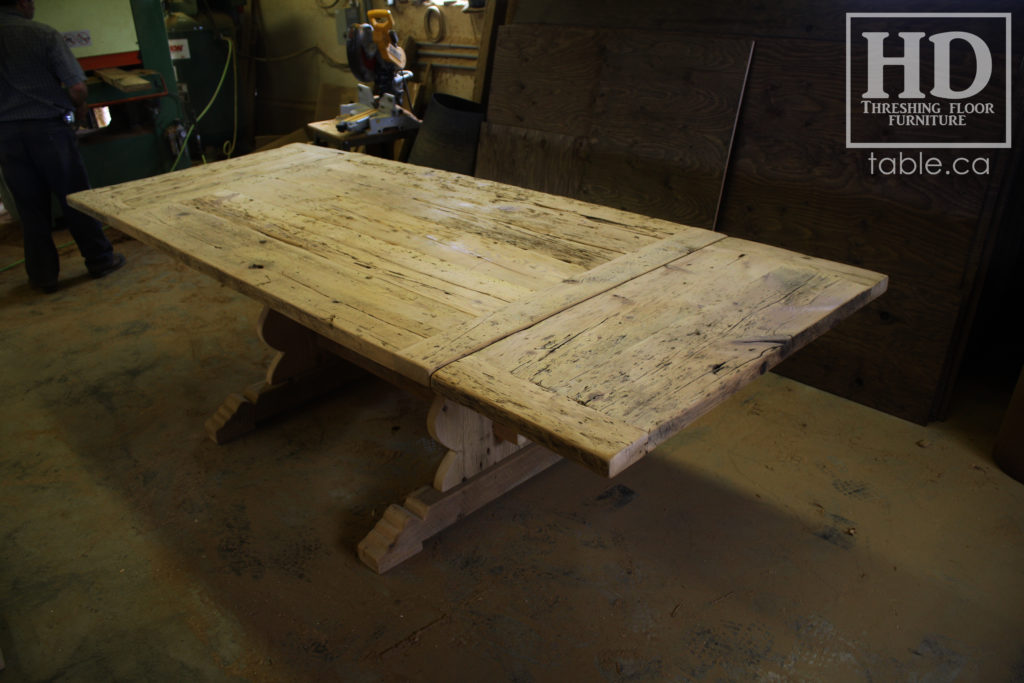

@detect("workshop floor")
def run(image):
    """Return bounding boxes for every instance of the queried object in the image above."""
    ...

[1,237,1022,682]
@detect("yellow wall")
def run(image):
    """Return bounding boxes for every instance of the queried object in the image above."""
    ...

[34,0,139,58]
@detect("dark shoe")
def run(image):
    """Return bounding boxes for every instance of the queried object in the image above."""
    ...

[30,281,59,294]
[88,253,126,279]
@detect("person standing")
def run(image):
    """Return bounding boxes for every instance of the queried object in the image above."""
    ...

[0,0,124,293]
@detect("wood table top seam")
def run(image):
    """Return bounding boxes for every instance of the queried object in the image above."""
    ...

[416,231,730,386]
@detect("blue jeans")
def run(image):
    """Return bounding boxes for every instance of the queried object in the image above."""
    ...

[0,118,114,287]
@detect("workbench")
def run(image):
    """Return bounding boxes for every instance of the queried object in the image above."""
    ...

[306,118,417,152]
[69,144,887,573]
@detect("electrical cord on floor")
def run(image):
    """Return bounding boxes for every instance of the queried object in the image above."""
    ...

[170,35,236,171]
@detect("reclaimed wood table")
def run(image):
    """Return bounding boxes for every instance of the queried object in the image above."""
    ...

[69,144,887,573]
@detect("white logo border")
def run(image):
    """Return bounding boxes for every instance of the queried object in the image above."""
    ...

[845,12,1012,149]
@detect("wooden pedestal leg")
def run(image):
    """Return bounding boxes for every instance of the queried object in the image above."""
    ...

[205,306,365,443]
[428,398,532,492]
[357,397,561,573]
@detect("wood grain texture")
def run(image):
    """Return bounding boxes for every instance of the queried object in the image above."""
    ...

[434,237,886,477]
[486,25,602,135]
[71,143,887,477]
[481,25,751,227]
[715,37,1001,421]
[476,122,588,198]
[432,354,651,476]
[398,227,726,384]
[428,396,530,491]
[590,30,750,166]
[508,0,1024,50]
[485,9,1011,422]
[578,149,722,229]
[69,144,702,385]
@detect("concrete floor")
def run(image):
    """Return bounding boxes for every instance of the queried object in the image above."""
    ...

[1,236,1023,682]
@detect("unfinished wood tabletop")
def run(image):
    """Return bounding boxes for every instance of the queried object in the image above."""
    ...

[70,144,719,379]
[69,143,887,478]
[433,238,888,476]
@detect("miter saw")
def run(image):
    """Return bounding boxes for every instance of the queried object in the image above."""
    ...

[339,9,419,136]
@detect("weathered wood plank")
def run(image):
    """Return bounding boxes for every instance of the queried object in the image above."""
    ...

[452,237,887,477]
[70,144,714,386]
[84,198,432,363]
[70,143,887,479]
[715,37,998,422]
[187,190,519,317]
[95,67,151,92]
[301,154,682,261]
[485,7,1006,423]
[509,239,886,436]
[76,144,328,212]
[431,354,650,477]
[398,228,727,385]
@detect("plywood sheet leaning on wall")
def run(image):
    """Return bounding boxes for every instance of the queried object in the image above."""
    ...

[713,37,999,422]
[478,25,752,229]
[479,3,1013,423]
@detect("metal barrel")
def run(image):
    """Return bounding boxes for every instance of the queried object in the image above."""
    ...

[407,94,485,176]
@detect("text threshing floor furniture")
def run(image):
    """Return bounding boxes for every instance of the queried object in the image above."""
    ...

[70,144,887,573]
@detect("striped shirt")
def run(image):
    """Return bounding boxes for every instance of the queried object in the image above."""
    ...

[0,7,85,122]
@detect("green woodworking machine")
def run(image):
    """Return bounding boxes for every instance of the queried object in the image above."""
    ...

[33,0,249,188]
[35,0,187,186]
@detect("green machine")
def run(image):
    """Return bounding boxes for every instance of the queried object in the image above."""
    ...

[166,0,252,160]
[1,0,251,220]
[36,0,191,186]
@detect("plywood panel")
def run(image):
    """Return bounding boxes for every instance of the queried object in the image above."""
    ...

[716,38,999,421]
[486,25,602,135]
[508,0,1024,51]
[484,8,1009,422]
[476,122,588,198]
[483,25,750,227]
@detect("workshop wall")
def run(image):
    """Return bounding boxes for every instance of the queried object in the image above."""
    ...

[484,0,1023,424]
[255,0,355,134]
[255,0,490,135]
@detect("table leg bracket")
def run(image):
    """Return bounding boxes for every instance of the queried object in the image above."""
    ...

[205,306,365,444]
[205,363,360,444]
[357,444,561,573]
